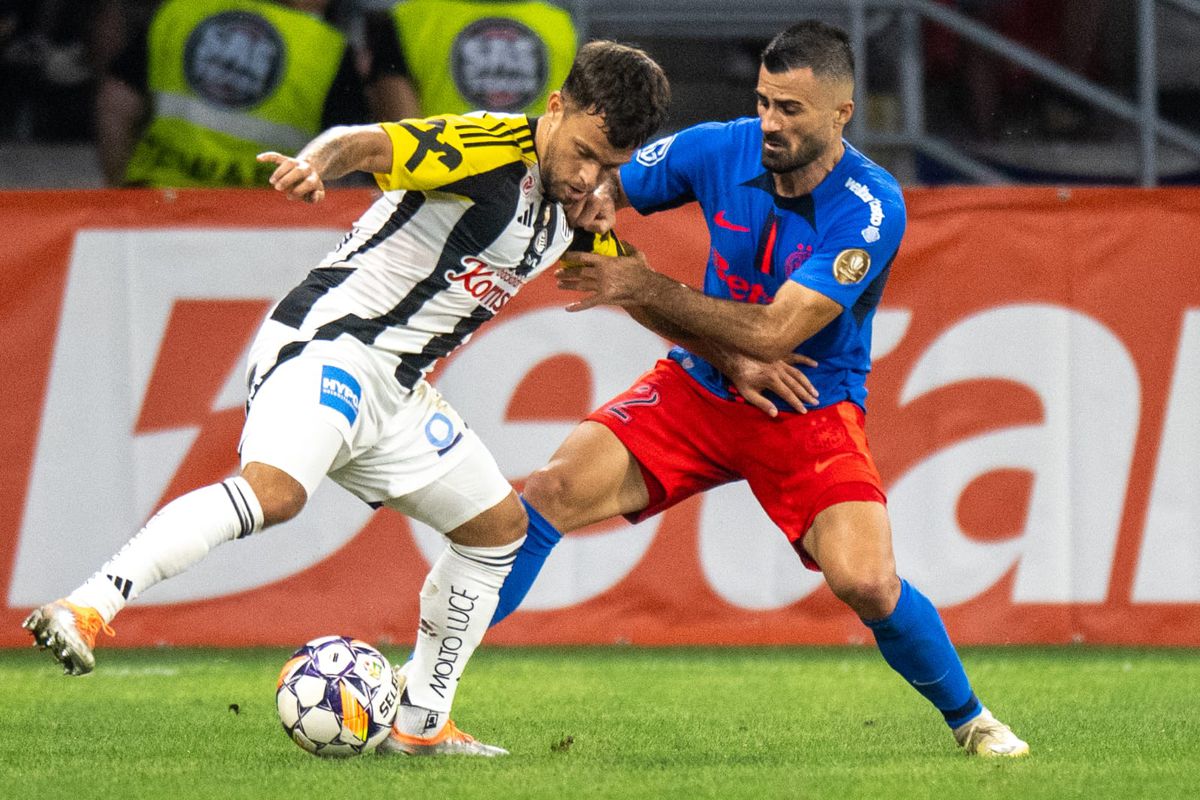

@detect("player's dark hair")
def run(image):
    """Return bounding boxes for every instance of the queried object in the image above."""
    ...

[561,40,670,150]
[761,21,855,83]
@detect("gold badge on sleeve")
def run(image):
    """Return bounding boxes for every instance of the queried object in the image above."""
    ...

[833,248,871,284]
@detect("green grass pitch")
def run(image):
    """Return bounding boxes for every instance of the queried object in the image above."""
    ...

[2,646,1197,799]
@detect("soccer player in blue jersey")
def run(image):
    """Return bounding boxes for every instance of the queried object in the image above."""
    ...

[492,21,1029,757]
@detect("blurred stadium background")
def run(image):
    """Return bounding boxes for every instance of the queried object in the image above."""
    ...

[4,0,1200,187]
[2,1,1199,647]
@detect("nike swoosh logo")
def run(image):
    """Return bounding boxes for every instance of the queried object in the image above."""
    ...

[911,670,950,687]
[813,453,852,474]
[714,210,751,232]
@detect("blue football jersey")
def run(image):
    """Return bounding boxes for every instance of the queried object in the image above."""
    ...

[620,117,906,412]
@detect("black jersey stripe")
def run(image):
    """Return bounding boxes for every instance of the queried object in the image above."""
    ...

[290,161,527,353]
[462,120,528,140]
[269,191,428,329]
[458,119,510,134]
[457,129,529,142]
[336,190,427,266]
[270,266,355,328]
[461,140,529,150]
[246,339,308,404]
[457,126,531,140]
[394,305,493,389]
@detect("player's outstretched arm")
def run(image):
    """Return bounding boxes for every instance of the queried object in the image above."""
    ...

[257,124,394,203]
[557,245,840,361]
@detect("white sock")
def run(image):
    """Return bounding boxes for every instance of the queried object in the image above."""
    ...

[397,537,523,737]
[67,477,264,623]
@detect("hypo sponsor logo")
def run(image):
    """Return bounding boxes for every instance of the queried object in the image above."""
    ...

[319,365,361,426]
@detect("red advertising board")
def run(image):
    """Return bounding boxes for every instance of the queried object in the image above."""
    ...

[1,187,1198,647]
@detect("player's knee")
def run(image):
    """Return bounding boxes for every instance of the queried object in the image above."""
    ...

[523,465,580,530]
[446,492,527,547]
[828,571,901,620]
[257,484,306,528]
[241,463,307,528]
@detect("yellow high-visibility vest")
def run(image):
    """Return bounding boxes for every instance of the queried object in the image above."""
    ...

[126,0,346,187]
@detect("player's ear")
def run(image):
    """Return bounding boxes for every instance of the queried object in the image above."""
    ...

[835,99,854,127]
[545,91,565,119]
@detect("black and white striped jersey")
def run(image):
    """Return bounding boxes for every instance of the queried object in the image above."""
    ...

[255,112,619,392]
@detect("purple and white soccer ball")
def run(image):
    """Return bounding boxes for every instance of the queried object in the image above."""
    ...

[275,635,399,757]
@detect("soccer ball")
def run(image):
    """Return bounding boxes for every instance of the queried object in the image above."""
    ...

[275,635,399,757]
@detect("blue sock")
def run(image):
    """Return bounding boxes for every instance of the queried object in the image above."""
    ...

[489,497,563,626]
[863,579,982,729]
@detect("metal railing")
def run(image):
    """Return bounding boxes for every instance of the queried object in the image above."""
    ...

[569,0,1200,185]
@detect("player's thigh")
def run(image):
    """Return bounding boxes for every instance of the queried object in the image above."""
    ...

[523,420,649,533]
[803,501,900,617]
[239,356,358,509]
[803,500,895,579]
[384,431,520,546]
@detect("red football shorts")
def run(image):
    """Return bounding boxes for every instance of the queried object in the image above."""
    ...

[587,359,886,570]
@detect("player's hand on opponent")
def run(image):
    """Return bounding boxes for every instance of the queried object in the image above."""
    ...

[257,151,327,204]
[557,241,657,311]
[724,352,819,417]
[565,182,617,233]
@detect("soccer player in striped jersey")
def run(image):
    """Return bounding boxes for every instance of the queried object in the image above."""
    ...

[24,40,670,757]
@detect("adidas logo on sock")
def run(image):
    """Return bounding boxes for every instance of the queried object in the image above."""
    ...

[107,574,133,600]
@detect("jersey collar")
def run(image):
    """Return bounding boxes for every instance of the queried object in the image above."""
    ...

[527,115,540,163]
[742,172,817,229]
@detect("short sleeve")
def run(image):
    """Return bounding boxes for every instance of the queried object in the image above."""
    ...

[374,115,528,192]
[790,183,905,308]
[619,122,726,215]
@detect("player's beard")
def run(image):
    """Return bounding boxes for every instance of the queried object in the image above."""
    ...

[761,131,826,174]
[539,138,583,205]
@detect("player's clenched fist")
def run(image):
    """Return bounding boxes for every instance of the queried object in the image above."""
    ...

[257,151,326,204]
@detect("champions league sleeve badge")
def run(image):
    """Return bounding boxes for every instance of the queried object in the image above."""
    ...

[833,248,871,285]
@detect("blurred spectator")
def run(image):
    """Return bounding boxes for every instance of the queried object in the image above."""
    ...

[928,0,1133,141]
[363,0,576,121]
[1158,2,1200,130]
[1,0,96,141]
[97,0,368,187]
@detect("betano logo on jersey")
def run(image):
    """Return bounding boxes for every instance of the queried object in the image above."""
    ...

[712,247,773,304]
[446,256,525,313]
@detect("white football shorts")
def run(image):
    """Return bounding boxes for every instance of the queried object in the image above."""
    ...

[238,335,511,533]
